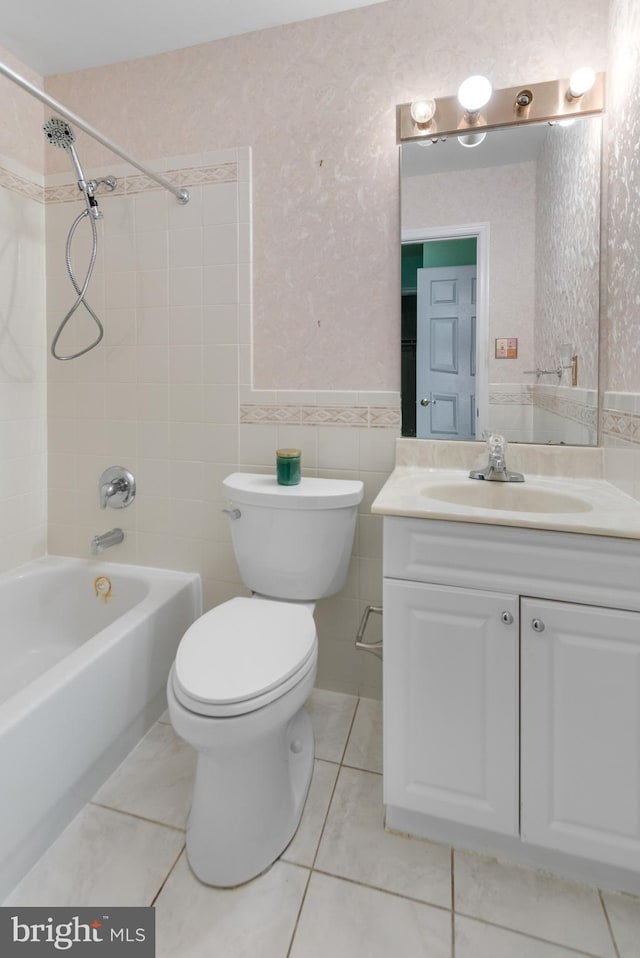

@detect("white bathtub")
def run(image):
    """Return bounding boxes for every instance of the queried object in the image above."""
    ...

[0,556,201,900]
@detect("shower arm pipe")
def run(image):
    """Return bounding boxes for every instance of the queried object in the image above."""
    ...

[0,59,189,204]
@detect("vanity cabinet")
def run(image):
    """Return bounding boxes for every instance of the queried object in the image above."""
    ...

[384,580,519,835]
[521,598,640,870]
[382,515,640,883]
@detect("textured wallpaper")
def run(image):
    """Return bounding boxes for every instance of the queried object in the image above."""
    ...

[42,0,609,392]
[605,0,640,393]
[534,118,602,391]
[0,45,45,175]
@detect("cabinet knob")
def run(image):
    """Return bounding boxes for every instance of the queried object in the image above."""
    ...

[501,611,514,625]
[420,398,430,407]
[531,618,546,632]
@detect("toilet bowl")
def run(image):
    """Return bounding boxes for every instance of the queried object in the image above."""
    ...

[168,473,363,887]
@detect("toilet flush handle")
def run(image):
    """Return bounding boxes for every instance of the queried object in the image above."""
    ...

[222,507,241,520]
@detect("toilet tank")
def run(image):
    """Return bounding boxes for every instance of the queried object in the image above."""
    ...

[222,473,364,601]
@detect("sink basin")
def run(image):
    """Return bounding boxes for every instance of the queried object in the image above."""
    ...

[422,482,593,514]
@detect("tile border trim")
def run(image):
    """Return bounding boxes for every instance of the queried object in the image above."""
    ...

[532,386,598,428]
[44,161,238,204]
[0,164,43,202]
[602,407,640,445]
[240,403,401,428]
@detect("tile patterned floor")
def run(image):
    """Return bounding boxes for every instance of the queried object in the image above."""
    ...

[5,689,640,957]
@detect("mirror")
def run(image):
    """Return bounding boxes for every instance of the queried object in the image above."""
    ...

[400,115,602,445]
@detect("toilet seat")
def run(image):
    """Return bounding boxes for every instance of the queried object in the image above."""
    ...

[172,597,317,718]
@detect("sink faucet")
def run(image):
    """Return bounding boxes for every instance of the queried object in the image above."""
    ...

[91,528,124,555]
[469,434,525,482]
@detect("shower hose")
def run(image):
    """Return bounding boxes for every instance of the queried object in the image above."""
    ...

[50,189,103,361]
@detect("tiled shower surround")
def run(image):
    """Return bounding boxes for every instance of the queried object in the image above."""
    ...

[0,156,47,574]
[44,148,395,699]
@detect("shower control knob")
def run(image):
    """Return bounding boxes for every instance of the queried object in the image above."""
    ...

[99,466,136,509]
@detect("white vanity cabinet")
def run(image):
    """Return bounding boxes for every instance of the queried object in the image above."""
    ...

[382,515,640,888]
[384,579,519,835]
[521,598,640,871]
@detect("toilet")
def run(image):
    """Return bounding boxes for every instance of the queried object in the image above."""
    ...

[167,472,363,887]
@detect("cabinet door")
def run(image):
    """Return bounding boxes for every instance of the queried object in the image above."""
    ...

[521,598,640,871]
[384,579,519,835]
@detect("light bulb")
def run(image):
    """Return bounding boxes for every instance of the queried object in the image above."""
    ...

[457,75,492,112]
[458,131,487,148]
[568,67,595,98]
[410,99,436,125]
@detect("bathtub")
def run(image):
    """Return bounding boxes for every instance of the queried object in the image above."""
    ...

[0,555,201,901]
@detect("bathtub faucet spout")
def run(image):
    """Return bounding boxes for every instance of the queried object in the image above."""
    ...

[91,528,124,555]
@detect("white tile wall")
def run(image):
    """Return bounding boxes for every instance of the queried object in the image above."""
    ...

[0,169,47,573]
[603,392,640,502]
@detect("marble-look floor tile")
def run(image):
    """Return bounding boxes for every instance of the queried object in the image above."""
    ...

[455,916,606,958]
[4,804,184,907]
[155,853,308,958]
[343,696,382,773]
[281,759,339,868]
[305,688,357,763]
[92,722,196,829]
[290,872,451,958]
[92,723,196,828]
[454,850,617,958]
[315,767,451,908]
[601,890,640,958]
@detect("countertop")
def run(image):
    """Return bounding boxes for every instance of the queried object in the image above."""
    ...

[371,440,640,539]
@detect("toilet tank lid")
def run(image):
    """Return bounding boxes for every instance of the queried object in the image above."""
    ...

[223,473,363,509]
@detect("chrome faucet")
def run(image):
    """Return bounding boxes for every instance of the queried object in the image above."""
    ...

[91,528,124,555]
[469,434,525,482]
[99,466,136,509]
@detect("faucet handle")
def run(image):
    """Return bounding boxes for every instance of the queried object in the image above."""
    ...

[99,466,136,509]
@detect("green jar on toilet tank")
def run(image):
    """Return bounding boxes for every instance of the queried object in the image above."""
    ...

[276,448,301,485]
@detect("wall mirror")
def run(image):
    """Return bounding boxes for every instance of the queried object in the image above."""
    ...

[400,88,603,445]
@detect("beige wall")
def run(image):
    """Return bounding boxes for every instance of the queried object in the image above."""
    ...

[44,0,609,393]
[534,120,601,392]
[0,44,45,174]
[602,0,640,497]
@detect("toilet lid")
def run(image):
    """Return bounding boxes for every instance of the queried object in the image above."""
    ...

[174,597,316,709]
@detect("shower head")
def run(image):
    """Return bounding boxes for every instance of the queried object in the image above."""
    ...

[43,116,92,197]
[43,116,76,150]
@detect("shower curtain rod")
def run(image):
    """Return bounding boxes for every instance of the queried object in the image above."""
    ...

[0,59,190,204]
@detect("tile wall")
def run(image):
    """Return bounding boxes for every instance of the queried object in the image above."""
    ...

[0,155,47,573]
[45,148,393,698]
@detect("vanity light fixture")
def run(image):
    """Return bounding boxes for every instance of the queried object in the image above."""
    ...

[568,67,596,99]
[398,72,605,144]
[457,75,493,116]
[410,99,436,126]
